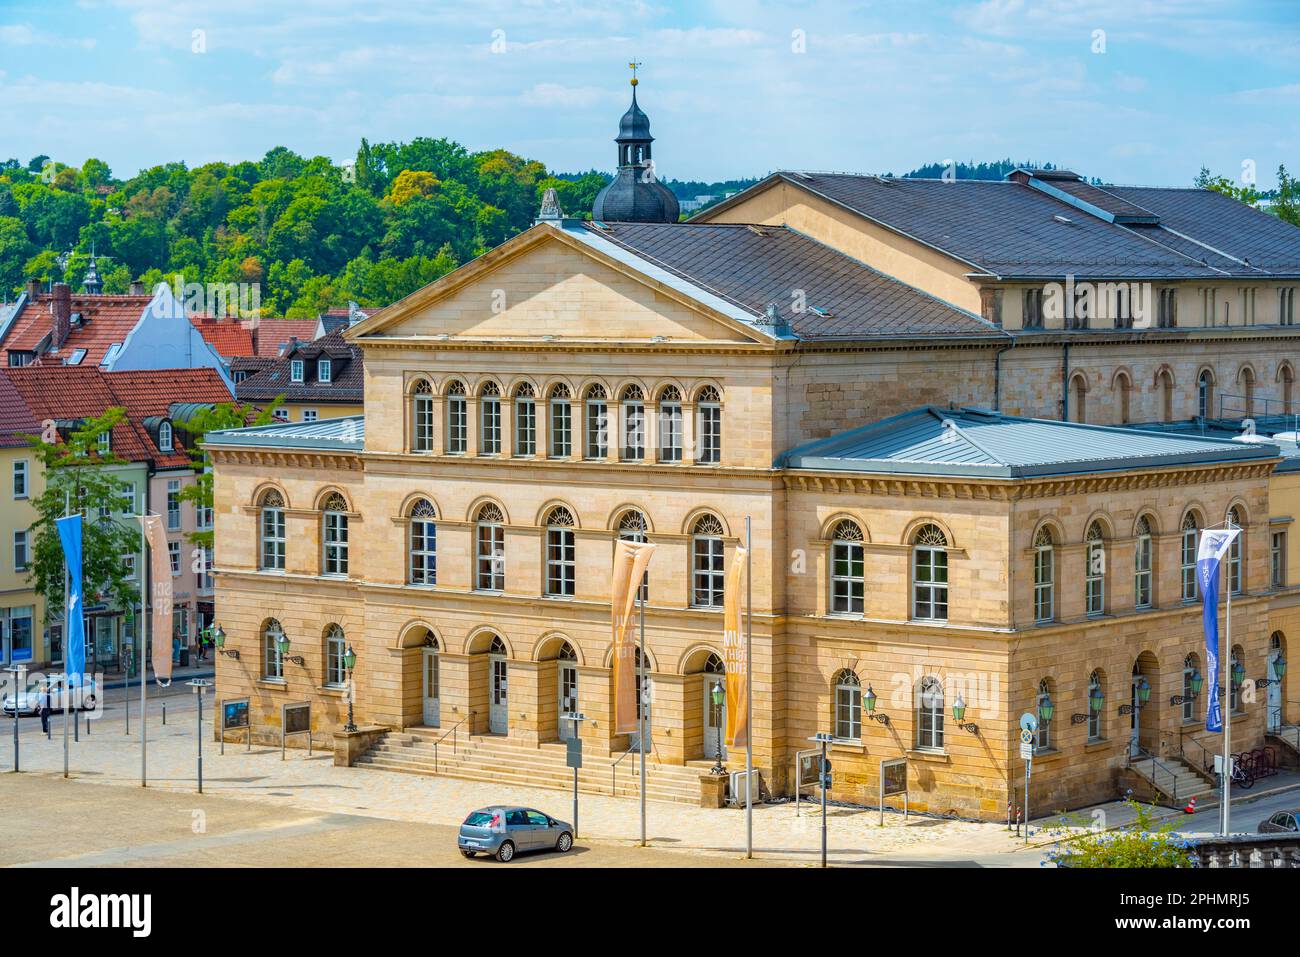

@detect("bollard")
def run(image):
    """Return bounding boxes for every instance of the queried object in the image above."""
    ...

[163,703,167,726]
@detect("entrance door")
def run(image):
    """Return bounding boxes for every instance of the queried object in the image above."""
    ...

[1268,646,1283,732]
[489,654,508,734]
[422,647,440,727]
[704,677,727,761]
[1129,677,1142,758]
[558,662,577,741]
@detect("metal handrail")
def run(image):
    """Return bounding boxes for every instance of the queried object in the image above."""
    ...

[430,711,474,773]
[1267,712,1300,753]
[611,744,641,797]
[1181,735,1216,776]
[1131,749,1178,803]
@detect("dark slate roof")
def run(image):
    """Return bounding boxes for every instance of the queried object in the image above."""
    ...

[703,171,1300,281]
[578,221,1001,340]
[236,330,363,404]
[779,406,1279,478]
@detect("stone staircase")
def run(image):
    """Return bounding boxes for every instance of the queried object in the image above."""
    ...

[1128,752,1216,806]
[1267,725,1300,765]
[356,729,710,806]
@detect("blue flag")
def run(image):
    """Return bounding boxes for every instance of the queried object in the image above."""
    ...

[56,514,86,687]
[1198,528,1239,734]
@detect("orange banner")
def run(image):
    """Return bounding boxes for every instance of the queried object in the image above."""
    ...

[611,539,655,734]
[143,515,174,685]
[724,546,749,748]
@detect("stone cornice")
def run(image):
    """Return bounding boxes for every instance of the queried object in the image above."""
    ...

[355,337,782,357]
[209,447,364,471]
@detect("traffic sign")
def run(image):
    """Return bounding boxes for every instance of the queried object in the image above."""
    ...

[1019,740,1034,761]
[1019,712,1038,733]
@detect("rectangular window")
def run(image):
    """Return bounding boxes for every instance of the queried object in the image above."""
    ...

[830,541,864,614]
[317,359,331,383]
[1181,528,1198,601]
[835,684,861,741]
[167,479,182,530]
[173,606,189,644]
[550,399,571,457]
[692,537,725,608]
[514,397,535,456]
[1158,288,1178,328]
[261,507,286,570]
[1022,288,1044,329]
[1272,530,1287,588]
[272,408,289,422]
[8,609,32,662]
[621,399,645,461]
[1085,541,1105,616]
[658,402,682,462]
[912,548,948,621]
[413,393,433,451]
[410,518,437,585]
[546,528,576,597]
[697,402,721,464]
[1135,534,1153,609]
[197,547,213,590]
[121,482,136,514]
[476,524,505,591]
[290,359,304,383]
[323,512,349,576]
[1034,547,1053,623]
[168,540,181,576]
[585,400,608,459]
[480,393,501,454]
[197,502,213,530]
[123,552,136,579]
[13,529,28,571]
[12,459,28,499]
[301,409,318,423]
[446,395,467,453]
[1281,287,1296,326]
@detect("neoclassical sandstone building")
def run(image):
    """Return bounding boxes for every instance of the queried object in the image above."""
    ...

[208,88,1300,818]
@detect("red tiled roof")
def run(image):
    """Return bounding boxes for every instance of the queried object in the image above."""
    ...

[251,319,318,358]
[2,293,152,366]
[0,372,39,448]
[190,316,255,357]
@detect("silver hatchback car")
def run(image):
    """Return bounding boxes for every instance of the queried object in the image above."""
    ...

[458,806,574,862]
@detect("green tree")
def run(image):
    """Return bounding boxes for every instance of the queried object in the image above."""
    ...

[1043,798,1195,868]
[1194,166,1262,206]
[0,215,34,296]
[26,409,141,622]
[1271,164,1299,226]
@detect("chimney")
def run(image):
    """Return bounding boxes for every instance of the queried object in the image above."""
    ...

[130,280,146,295]
[52,283,72,349]
[25,278,41,299]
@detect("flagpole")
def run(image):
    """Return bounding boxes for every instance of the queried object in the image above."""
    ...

[62,491,70,779]
[1222,521,1234,836]
[139,494,148,788]
[745,515,753,860]
[638,590,646,848]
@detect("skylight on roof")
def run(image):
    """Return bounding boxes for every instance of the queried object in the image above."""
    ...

[66,349,87,365]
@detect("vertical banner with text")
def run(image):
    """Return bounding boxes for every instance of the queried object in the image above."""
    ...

[143,515,174,685]
[724,545,749,748]
[1198,527,1239,733]
[611,539,656,734]
[55,514,85,685]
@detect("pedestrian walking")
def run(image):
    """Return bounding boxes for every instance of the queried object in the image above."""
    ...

[39,679,52,735]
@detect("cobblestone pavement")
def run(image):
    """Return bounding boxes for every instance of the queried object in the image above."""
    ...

[0,700,1047,867]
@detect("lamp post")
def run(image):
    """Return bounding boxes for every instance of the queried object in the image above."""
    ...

[213,624,239,660]
[188,678,212,794]
[342,645,358,733]
[709,679,726,775]
[952,694,979,734]
[5,664,26,772]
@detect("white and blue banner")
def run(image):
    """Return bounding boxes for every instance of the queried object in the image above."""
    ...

[1198,527,1239,734]
[56,514,86,687]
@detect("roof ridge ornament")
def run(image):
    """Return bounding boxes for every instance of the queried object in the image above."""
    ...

[537,187,564,222]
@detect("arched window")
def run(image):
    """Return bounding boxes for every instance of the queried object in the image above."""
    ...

[489,635,507,656]
[1240,367,1256,416]
[1158,368,1174,421]
[263,619,285,680]
[321,492,349,576]
[584,384,608,459]
[912,524,949,621]
[1134,515,1153,609]
[158,420,174,452]
[834,669,862,740]
[1033,526,1054,623]
[1115,371,1132,424]
[445,380,467,453]
[408,498,437,585]
[479,381,501,455]
[830,520,865,615]
[691,514,725,608]
[1282,364,1295,414]
[696,385,721,464]
[1085,521,1105,617]
[1181,513,1200,601]
[620,385,645,461]
[1087,670,1105,741]
[1036,678,1054,750]
[618,510,649,601]
[1197,370,1213,419]
[259,489,285,571]
[324,624,347,687]
[1227,506,1245,595]
[1230,644,1245,713]
[549,384,572,458]
[475,503,505,591]
[411,379,434,452]
[657,386,683,462]
[514,383,536,456]
[545,506,576,597]
[1070,373,1087,423]
[1181,653,1201,723]
[915,676,944,751]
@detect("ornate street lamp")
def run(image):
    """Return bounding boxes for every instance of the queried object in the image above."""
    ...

[952,693,979,734]
[1075,682,1106,724]
[1136,676,1151,705]
[1038,693,1055,724]
[1259,655,1288,689]
[212,624,239,660]
[709,680,726,775]
[862,684,890,726]
[276,632,304,666]
[342,644,358,733]
[1231,658,1246,689]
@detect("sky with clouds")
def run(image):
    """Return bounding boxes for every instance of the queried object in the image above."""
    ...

[0,0,1297,188]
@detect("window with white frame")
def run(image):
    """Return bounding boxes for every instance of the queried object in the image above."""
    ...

[12,459,27,499]
[197,547,213,590]
[1197,370,1213,419]
[617,510,649,602]
[260,489,286,570]
[834,669,862,740]
[549,384,572,457]
[122,552,136,579]
[514,383,536,456]
[324,624,347,687]
[97,431,111,454]
[290,359,304,383]
[264,619,285,680]
[830,519,864,615]
[168,540,180,576]
[1134,516,1153,609]
[445,380,467,454]
[1273,529,1287,588]
[657,386,682,462]
[696,385,721,464]
[1182,653,1200,723]
[1227,507,1245,595]
[475,503,505,591]
[691,514,725,608]
[408,498,437,585]
[322,492,349,576]
[584,384,608,459]
[916,676,944,751]
[1085,521,1105,617]
[479,381,501,454]
[166,479,182,530]
[302,409,318,423]
[1033,526,1054,623]
[1181,513,1200,601]
[1036,678,1054,750]
[1087,670,1104,741]
[197,499,213,531]
[912,524,949,621]
[411,379,434,452]
[545,507,576,597]
[317,359,331,383]
[13,529,28,571]
[620,385,645,460]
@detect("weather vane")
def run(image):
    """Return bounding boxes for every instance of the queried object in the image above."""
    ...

[629,61,641,87]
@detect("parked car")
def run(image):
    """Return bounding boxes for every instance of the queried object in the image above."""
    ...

[2,679,98,716]
[458,806,574,862]
[1258,810,1299,833]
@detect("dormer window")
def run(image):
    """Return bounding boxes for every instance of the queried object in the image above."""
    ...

[290,359,304,383]
[317,359,332,383]
[158,420,173,452]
